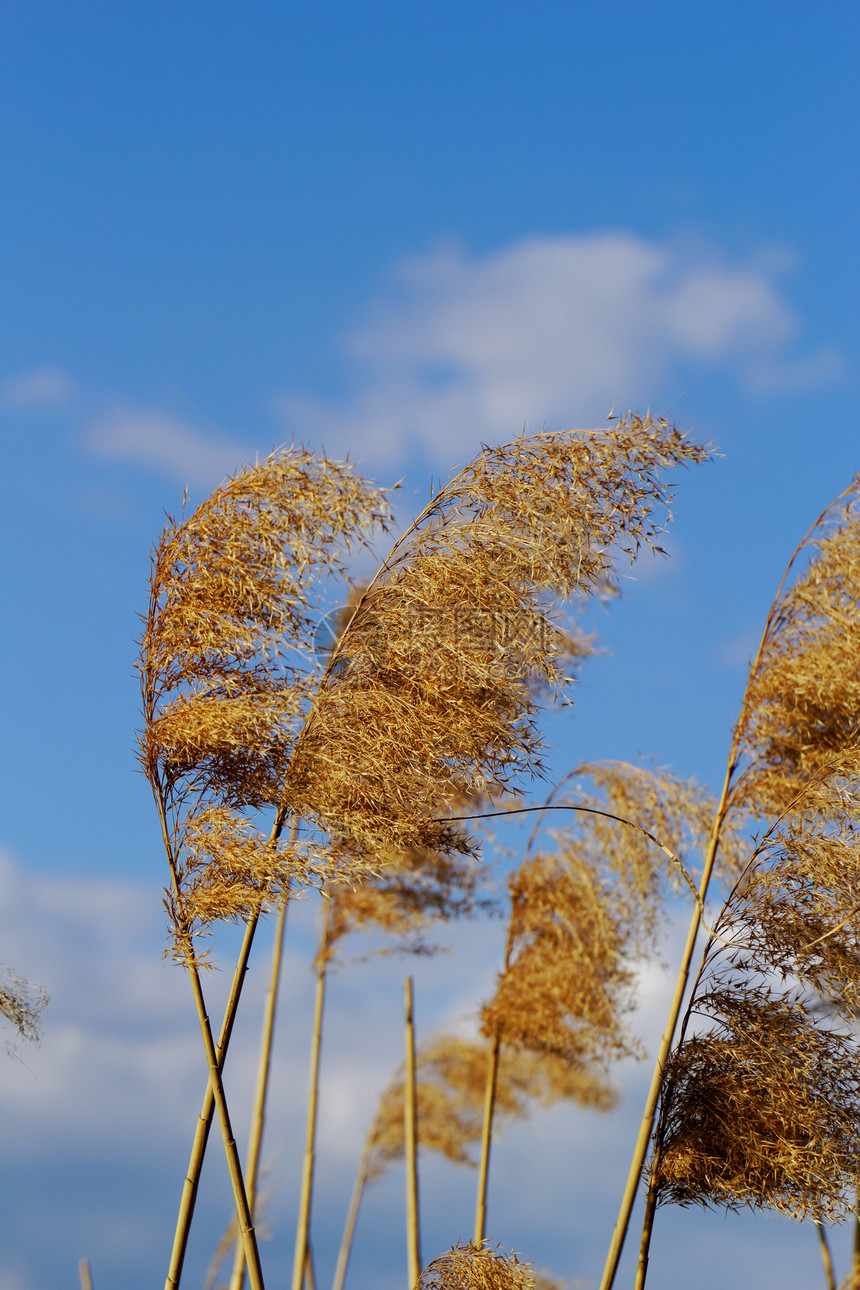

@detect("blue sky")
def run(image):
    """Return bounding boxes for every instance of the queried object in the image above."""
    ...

[1,3,858,1289]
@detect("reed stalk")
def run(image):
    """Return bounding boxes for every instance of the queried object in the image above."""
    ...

[305,1243,318,1290]
[600,487,853,1290]
[404,977,421,1289]
[599,767,732,1290]
[165,806,295,1290]
[78,1258,94,1290]
[154,787,266,1290]
[814,1220,837,1290]
[331,1138,373,1290]
[628,483,860,1290]
[473,1029,501,1244]
[229,888,291,1290]
[292,900,332,1290]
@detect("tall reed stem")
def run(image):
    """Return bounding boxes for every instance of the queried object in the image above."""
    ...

[292,900,331,1290]
[474,1030,501,1244]
[598,761,733,1290]
[154,786,265,1290]
[165,905,263,1290]
[332,1139,373,1290]
[599,486,849,1290]
[78,1258,94,1290]
[165,809,297,1290]
[404,977,421,1289]
[815,1219,837,1290]
[229,890,291,1290]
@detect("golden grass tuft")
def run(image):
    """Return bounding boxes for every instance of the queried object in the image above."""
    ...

[138,448,391,953]
[648,479,860,1228]
[416,1243,536,1290]
[731,480,860,820]
[658,989,860,1220]
[365,1033,613,1183]
[282,416,709,871]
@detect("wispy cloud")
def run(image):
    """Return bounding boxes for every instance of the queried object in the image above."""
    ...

[1,365,76,410]
[84,407,249,488]
[274,232,841,466]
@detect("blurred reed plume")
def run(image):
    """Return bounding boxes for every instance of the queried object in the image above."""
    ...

[291,846,487,1290]
[0,962,47,1051]
[627,477,860,1288]
[475,760,729,1243]
[333,1030,611,1290]
[416,1243,535,1290]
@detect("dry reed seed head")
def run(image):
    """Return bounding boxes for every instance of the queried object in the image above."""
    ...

[417,1243,535,1290]
[562,761,748,934]
[323,839,492,962]
[481,848,640,1065]
[0,963,48,1047]
[364,1033,613,1184]
[283,417,708,870]
[657,987,860,1220]
[161,805,333,958]
[731,489,860,821]
[721,821,860,1020]
[139,448,391,808]
[137,449,394,943]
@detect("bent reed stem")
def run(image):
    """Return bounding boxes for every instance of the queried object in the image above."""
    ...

[292,899,331,1290]
[154,785,266,1290]
[599,760,734,1290]
[332,1138,373,1290]
[229,888,291,1290]
[165,810,293,1290]
[815,1219,837,1290]
[165,904,263,1290]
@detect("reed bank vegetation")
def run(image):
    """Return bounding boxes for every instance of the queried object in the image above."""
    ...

[132,417,860,1290]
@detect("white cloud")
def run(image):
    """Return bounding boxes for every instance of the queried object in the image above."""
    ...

[84,407,251,488]
[0,365,75,409]
[275,232,839,467]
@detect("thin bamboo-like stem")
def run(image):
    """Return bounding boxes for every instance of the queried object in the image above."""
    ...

[474,1030,501,1244]
[815,1219,837,1290]
[332,1138,373,1290]
[229,889,291,1290]
[153,786,265,1290]
[78,1258,94,1290]
[599,767,732,1290]
[611,493,860,1290]
[165,808,293,1290]
[633,1143,662,1290]
[854,1199,860,1282]
[292,900,331,1290]
[166,903,262,1289]
[404,977,421,1289]
[305,1242,318,1290]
